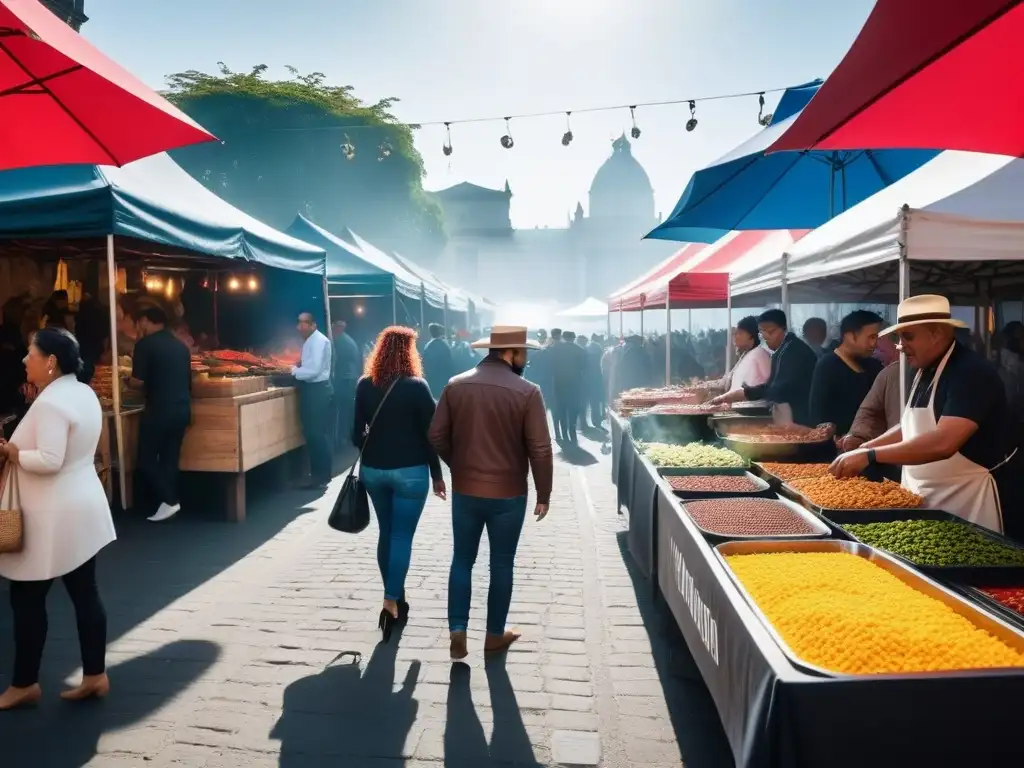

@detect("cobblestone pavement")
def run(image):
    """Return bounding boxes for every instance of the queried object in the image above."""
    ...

[0,435,733,767]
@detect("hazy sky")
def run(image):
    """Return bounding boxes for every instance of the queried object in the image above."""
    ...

[84,0,875,229]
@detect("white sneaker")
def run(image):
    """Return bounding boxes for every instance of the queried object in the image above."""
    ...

[148,503,180,522]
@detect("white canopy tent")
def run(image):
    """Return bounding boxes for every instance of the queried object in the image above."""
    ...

[730,151,1024,306]
[557,297,608,318]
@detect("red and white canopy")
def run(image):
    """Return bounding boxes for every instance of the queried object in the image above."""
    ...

[610,230,808,311]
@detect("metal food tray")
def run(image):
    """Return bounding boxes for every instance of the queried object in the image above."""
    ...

[708,415,836,462]
[656,466,750,477]
[945,573,1024,633]
[714,538,1024,679]
[780,481,931,518]
[680,494,830,541]
[823,508,1024,580]
[660,469,774,500]
[750,461,830,488]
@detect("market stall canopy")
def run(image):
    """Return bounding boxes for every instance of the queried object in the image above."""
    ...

[338,231,445,310]
[389,251,471,314]
[0,152,325,273]
[0,0,215,170]
[556,297,608,318]
[645,80,938,242]
[731,150,1024,303]
[608,242,709,309]
[769,1,1024,157]
[286,214,421,299]
[623,230,808,311]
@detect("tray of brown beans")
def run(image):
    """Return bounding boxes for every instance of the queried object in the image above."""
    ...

[782,475,925,513]
[662,471,773,500]
[680,496,831,540]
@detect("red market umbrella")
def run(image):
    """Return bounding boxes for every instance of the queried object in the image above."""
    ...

[769,1,1024,157]
[0,0,215,170]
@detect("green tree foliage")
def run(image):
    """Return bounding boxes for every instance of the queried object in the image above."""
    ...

[164,63,445,255]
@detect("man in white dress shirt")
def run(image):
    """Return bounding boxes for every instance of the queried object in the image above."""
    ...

[293,312,333,487]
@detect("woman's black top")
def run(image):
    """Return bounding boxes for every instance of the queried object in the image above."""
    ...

[352,375,442,481]
[809,352,883,434]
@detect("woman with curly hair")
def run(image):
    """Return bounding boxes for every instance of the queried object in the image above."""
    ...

[352,326,446,641]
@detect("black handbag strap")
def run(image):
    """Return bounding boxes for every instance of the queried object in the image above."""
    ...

[349,377,400,477]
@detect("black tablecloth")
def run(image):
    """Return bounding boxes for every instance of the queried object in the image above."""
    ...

[627,449,659,580]
[653,478,1024,768]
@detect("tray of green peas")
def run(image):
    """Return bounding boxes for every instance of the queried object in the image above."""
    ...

[826,509,1024,580]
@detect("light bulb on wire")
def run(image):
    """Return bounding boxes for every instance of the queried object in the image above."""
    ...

[561,112,573,146]
[757,92,773,127]
[630,106,641,139]
[500,117,514,149]
[685,100,698,132]
[442,122,453,156]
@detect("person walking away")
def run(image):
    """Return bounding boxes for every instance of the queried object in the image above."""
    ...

[546,329,563,439]
[332,319,362,452]
[0,327,116,709]
[809,310,885,435]
[422,323,455,399]
[292,312,333,488]
[802,317,828,358]
[709,309,818,426]
[129,306,192,522]
[551,330,586,443]
[718,316,771,391]
[610,335,655,401]
[352,326,446,642]
[428,326,552,660]
[585,334,606,427]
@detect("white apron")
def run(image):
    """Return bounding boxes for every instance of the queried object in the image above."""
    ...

[901,342,1012,534]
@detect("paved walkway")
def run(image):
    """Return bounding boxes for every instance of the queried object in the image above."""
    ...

[0,436,733,767]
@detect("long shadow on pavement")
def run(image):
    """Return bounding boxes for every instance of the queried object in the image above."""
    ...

[0,457,327,693]
[0,639,220,768]
[272,625,420,766]
[617,531,735,768]
[444,659,541,768]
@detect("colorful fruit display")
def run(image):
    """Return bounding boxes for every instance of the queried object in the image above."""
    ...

[640,442,745,468]
[725,552,1024,674]
[759,462,832,481]
[666,475,762,494]
[789,476,924,510]
[844,520,1024,567]
[979,587,1024,616]
[685,499,816,536]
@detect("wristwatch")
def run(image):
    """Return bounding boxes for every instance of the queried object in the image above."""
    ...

[866,449,877,466]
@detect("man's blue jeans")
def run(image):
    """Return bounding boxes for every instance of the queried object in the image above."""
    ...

[360,465,430,602]
[448,493,528,635]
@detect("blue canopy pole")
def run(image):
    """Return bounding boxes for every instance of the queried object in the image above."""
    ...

[420,284,426,332]
[444,295,450,342]
[392,278,398,325]
[105,234,127,507]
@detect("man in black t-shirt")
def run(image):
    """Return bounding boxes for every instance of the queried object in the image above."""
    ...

[809,310,884,435]
[130,306,192,523]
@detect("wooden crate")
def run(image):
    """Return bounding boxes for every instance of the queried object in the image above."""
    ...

[191,376,268,399]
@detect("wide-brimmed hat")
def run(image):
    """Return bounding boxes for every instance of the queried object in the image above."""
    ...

[471,325,541,350]
[880,295,969,336]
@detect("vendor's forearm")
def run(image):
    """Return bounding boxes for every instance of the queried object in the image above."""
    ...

[725,388,748,403]
[863,425,902,449]
[874,432,960,466]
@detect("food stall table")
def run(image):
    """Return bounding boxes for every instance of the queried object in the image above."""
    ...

[98,406,143,507]
[179,385,304,521]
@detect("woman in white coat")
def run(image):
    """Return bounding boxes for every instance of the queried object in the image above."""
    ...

[719,316,771,392]
[0,327,116,710]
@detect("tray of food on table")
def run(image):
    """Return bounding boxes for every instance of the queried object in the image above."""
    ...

[614,383,723,417]
[781,474,926,514]
[942,570,1024,632]
[751,461,833,486]
[822,508,1024,579]
[638,441,747,469]
[709,417,837,461]
[661,471,773,499]
[682,495,829,541]
[715,538,1024,678]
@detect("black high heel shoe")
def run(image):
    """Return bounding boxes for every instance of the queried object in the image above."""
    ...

[397,600,410,623]
[378,608,397,643]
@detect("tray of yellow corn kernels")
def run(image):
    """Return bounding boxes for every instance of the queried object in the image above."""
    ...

[715,539,1024,678]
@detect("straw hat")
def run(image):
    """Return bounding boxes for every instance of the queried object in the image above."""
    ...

[470,325,541,350]
[880,295,969,336]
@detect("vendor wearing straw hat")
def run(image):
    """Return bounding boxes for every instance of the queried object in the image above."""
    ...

[830,295,1021,536]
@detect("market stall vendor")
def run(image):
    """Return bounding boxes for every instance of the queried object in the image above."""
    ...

[830,296,1022,537]
[717,315,771,391]
[708,309,818,425]
[809,310,884,435]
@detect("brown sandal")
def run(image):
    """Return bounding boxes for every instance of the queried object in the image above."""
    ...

[484,630,521,655]
[60,674,110,702]
[450,631,468,662]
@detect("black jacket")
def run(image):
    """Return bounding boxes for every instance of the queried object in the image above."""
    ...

[744,332,819,426]
[421,337,455,399]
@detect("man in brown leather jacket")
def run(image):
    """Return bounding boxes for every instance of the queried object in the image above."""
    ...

[429,326,553,661]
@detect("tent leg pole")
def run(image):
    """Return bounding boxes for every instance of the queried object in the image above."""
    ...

[619,308,623,340]
[781,254,790,319]
[105,235,127,509]
[665,306,672,386]
[444,296,450,343]
[606,310,611,341]
[392,282,398,325]
[322,276,331,331]
[420,285,426,334]
[726,285,734,373]
[898,242,910,411]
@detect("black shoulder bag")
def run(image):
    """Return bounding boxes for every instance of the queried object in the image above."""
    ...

[328,378,399,533]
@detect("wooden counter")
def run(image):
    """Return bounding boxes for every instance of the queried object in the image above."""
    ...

[180,386,304,521]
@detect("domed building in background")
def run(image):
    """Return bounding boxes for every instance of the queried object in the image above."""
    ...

[431,134,674,305]
[41,0,88,30]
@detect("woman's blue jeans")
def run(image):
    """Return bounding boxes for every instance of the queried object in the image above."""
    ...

[360,465,430,602]
[448,492,527,635]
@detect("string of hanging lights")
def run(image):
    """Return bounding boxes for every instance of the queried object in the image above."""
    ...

[269,82,797,159]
